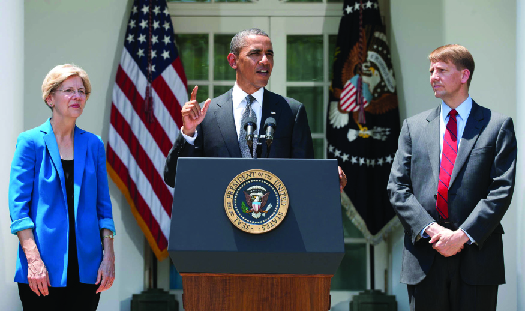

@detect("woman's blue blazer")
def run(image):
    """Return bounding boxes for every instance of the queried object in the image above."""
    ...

[8,119,116,287]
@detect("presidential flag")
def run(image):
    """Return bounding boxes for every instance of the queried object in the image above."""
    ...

[327,0,400,243]
[107,0,187,260]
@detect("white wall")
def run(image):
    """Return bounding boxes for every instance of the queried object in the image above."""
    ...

[0,1,25,311]
[515,0,525,309]
[388,0,517,310]
[21,0,145,310]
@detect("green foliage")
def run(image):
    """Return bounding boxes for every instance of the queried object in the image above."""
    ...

[241,201,249,213]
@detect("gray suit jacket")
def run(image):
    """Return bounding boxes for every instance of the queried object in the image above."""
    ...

[164,88,314,187]
[387,101,517,285]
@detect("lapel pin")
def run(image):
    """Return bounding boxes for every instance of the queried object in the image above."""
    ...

[271,111,276,115]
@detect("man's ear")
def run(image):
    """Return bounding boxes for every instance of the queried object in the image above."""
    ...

[461,69,470,84]
[227,53,237,69]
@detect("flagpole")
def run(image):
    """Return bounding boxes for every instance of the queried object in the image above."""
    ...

[369,244,374,290]
[152,248,158,289]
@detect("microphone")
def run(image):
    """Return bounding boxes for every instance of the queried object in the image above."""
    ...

[243,115,257,153]
[263,117,276,147]
[263,117,276,158]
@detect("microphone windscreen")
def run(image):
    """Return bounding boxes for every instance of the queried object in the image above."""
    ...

[264,117,276,129]
[243,115,257,130]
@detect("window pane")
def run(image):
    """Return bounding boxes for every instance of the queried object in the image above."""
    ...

[216,0,252,2]
[214,34,236,81]
[214,85,232,97]
[329,35,337,80]
[287,35,323,82]
[286,86,323,133]
[342,207,364,238]
[175,34,209,80]
[187,85,209,103]
[331,243,367,291]
[313,138,324,159]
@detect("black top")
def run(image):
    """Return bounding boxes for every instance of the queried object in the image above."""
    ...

[62,160,79,284]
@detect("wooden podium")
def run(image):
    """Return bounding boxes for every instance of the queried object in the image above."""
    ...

[168,158,344,311]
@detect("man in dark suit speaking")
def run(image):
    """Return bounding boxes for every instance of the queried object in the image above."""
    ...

[164,28,347,190]
[387,44,517,310]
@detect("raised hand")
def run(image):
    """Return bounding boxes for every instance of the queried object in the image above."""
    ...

[181,86,211,136]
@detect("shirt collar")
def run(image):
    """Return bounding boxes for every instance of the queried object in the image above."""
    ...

[441,96,472,121]
[232,83,264,109]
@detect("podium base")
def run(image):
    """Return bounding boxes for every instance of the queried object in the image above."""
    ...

[350,290,397,311]
[131,288,179,311]
[181,273,332,311]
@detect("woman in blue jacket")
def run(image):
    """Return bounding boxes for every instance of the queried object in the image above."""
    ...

[9,64,116,310]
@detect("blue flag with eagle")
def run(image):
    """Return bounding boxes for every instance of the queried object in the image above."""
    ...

[327,0,400,243]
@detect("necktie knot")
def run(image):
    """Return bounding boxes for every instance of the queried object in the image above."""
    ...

[246,95,255,106]
[449,109,458,117]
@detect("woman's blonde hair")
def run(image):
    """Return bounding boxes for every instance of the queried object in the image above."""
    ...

[41,64,92,109]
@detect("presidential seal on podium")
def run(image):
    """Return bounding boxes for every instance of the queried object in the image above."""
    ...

[224,169,289,234]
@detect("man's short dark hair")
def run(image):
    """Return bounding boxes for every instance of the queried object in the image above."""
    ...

[429,44,475,87]
[230,28,269,56]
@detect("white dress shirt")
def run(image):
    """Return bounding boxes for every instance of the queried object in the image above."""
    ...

[181,83,264,144]
[232,83,264,138]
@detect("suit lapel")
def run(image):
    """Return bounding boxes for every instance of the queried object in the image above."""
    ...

[261,89,283,158]
[425,106,441,186]
[41,119,68,208]
[74,126,87,219]
[215,89,242,157]
[449,102,484,187]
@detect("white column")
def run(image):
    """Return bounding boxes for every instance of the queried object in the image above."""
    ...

[516,1,525,310]
[0,1,24,310]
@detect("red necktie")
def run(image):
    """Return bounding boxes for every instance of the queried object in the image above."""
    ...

[436,109,458,219]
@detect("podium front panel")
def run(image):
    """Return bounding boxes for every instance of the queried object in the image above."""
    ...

[168,158,344,275]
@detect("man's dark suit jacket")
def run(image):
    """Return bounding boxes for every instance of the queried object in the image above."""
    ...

[164,88,314,187]
[387,101,517,286]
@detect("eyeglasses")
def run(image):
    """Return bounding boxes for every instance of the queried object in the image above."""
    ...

[56,88,88,97]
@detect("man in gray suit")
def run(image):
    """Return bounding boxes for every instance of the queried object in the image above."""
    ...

[387,44,517,310]
[164,28,347,189]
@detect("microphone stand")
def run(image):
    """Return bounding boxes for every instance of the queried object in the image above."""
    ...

[265,139,272,158]
[251,133,259,159]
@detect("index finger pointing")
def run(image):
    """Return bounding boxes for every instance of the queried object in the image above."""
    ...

[190,86,198,102]
[202,98,211,113]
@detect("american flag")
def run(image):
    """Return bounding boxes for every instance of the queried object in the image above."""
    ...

[340,78,369,112]
[107,0,187,261]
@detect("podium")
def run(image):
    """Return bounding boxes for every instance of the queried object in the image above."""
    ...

[168,158,344,311]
